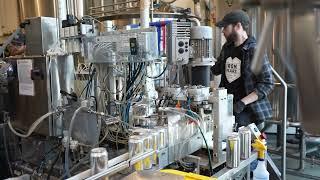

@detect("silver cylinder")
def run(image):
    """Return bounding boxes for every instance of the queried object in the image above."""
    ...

[128,135,144,171]
[90,147,108,175]
[142,134,153,170]
[239,127,252,160]
[226,134,240,168]
[156,126,168,149]
[189,26,214,67]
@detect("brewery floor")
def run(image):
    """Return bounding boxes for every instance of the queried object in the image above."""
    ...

[267,133,320,180]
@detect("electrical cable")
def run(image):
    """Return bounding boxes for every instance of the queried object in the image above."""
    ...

[146,64,168,79]
[7,111,58,138]
[86,65,95,98]
[79,65,95,98]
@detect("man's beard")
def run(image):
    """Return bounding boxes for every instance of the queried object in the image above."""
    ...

[226,30,238,43]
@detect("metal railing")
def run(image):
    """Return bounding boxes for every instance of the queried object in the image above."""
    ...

[270,66,287,180]
[89,0,140,17]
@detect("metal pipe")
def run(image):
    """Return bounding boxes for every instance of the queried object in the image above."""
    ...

[150,0,154,22]
[66,0,70,15]
[287,169,320,180]
[72,0,76,16]
[140,0,150,28]
[89,0,139,10]
[251,12,275,75]
[265,120,282,125]
[293,146,318,157]
[189,18,201,26]
[90,6,138,16]
[298,130,306,170]
[271,66,287,180]
[268,149,320,165]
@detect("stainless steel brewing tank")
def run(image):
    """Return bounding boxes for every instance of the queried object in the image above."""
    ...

[18,0,56,20]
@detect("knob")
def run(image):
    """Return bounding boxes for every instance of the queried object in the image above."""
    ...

[178,41,184,47]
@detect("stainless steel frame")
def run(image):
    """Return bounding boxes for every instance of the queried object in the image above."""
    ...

[213,152,257,180]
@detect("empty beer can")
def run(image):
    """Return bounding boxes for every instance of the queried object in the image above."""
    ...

[226,134,240,168]
[128,135,144,171]
[156,126,168,149]
[239,127,251,160]
[90,147,108,175]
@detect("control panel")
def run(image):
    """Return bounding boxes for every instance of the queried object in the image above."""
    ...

[167,20,192,65]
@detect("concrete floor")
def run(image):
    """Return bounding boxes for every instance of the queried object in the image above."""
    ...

[270,154,320,180]
[267,134,320,180]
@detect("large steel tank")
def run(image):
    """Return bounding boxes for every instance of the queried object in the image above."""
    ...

[18,0,57,20]
[18,0,85,21]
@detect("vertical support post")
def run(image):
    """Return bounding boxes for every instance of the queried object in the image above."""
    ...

[271,67,287,180]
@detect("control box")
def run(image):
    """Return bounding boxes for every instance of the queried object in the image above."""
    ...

[166,20,192,65]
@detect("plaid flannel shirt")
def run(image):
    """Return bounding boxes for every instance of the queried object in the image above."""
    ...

[212,36,274,123]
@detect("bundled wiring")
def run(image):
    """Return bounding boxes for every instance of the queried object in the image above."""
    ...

[79,64,96,98]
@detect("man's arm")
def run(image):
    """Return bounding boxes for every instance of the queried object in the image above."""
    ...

[211,45,227,75]
[241,54,274,105]
[241,91,258,105]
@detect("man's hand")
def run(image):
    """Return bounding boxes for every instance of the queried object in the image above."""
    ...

[234,100,246,114]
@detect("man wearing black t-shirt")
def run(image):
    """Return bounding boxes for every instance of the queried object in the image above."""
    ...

[212,10,274,129]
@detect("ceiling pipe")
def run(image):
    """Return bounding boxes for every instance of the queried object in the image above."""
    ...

[140,0,150,28]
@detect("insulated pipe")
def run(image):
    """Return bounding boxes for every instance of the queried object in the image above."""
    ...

[194,0,201,19]
[189,18,201,26]
[140,0,150,28]
[75,0,84,19]
[7,111,57,138]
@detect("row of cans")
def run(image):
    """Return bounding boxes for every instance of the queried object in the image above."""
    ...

[226,126,252,168]
[128,126,168,170]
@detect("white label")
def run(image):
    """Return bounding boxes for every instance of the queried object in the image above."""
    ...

[17,59,34,96]
[225,57,241,83]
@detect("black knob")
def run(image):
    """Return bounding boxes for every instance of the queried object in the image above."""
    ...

[178,41,184,47]
[178,48,184,54]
